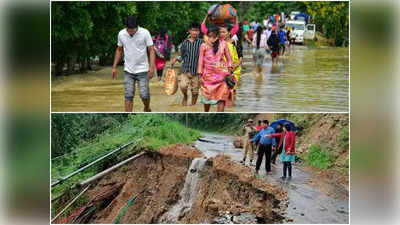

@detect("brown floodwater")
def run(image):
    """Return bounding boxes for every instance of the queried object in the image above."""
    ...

[51,45,348,112]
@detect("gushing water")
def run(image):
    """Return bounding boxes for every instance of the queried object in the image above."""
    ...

[159,158,206,223]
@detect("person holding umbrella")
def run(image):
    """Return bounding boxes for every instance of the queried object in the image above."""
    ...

[266,123,296,180]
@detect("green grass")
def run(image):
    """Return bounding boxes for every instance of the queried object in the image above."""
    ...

[51,114,201,199]
[306,39,317,49]
[305,144,334,169]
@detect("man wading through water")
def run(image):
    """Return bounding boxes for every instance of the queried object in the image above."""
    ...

[112,16,155,112]
[241,119,257,166]
[171,22,203,106]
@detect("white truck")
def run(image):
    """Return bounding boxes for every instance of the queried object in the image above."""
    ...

[286,20,315,45]
[289,11,301,20]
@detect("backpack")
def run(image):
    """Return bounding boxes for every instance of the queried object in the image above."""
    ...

[155,34,172,60]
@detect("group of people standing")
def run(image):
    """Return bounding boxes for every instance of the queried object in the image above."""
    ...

[241,119,296,180]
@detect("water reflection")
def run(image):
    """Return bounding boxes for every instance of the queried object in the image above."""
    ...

[51,45,348,112]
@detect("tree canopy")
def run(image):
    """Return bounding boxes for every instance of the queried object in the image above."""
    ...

[51,1,349,75]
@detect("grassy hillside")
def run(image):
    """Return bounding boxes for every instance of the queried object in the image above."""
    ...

[167,113,256,136]
[51,114,201,198]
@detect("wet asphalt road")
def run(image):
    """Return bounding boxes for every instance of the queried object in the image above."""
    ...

[195,132,349,224]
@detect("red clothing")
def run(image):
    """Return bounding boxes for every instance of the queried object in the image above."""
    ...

[247,29,254,40]
[271,50,279,58]
[255,125,264,131]
[270,131,296,154]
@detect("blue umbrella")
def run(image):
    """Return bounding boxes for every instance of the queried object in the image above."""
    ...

[270,119,296,132]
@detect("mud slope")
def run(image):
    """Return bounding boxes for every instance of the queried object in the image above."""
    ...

[295,114,348,155]
[180,155,287,224]
[81,144,287,224]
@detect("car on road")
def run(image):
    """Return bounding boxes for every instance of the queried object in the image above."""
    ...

[286,20,315,44]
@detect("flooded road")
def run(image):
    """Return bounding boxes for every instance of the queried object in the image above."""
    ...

[52,45,348,112]
[195,133,349,224]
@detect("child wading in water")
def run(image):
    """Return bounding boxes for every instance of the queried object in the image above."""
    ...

[267,123,296,180]
[153,26,173,82]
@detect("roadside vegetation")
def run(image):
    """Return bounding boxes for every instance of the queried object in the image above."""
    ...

[274,113,349,175]
[51,114,201,198]
[306,144,335,169]
[52,1,348,77]
[167,113,256,135]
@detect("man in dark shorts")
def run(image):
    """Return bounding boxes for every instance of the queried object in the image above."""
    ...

[111,16,155,112]
[267,26,280,64]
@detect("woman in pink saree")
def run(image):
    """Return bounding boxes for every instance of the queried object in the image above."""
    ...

[197,25,234,112]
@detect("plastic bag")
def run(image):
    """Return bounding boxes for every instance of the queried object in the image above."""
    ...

[164,68,178,95]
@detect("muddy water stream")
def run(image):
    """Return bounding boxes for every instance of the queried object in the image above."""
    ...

[195,133,349,224]
[52,45,348,112]
[159,158,207,223]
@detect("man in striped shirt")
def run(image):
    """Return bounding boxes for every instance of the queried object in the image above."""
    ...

[171,22,204,106]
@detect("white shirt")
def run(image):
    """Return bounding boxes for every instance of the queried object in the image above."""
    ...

[231,34,239,43]
[117,27,153,74]
[263,19,268,27]
[265,29,272,40]
[252,34,267,48]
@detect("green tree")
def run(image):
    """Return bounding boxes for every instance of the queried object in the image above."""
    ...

[304,1,349,46]
[51,1,348,76]
[51,114,129,158]
[51,2,136,75]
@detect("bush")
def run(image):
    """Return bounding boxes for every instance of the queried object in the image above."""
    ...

[306,144,334,169]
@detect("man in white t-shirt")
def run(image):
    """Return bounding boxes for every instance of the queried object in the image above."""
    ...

[111,15,155,112]
[263,16,268,27]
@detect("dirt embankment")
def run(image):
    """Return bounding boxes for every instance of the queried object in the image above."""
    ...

[66,144,287,224]
[294,114,349,196]
[295,114,348,155]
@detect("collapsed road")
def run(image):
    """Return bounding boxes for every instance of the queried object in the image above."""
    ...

[52,132,348,224]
